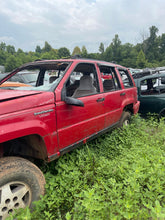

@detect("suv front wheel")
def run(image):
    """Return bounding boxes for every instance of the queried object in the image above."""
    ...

[0,157,45,220]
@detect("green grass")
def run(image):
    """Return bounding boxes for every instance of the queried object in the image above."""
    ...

[8,116,165,220]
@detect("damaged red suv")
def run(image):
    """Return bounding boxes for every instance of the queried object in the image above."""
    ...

[0,57,139,219]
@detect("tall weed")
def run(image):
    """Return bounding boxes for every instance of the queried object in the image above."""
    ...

[9,116,165,220]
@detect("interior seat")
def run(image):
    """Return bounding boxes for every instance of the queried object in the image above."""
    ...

[67,80,80,96]
[72,75,96,98]
[103,79,115,91]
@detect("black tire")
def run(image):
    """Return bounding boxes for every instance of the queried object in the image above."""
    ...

[159,110,165,119]
[118,111,131,128]
[0,156,46,220]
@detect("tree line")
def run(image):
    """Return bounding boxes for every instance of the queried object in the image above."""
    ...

[0,25,165,72]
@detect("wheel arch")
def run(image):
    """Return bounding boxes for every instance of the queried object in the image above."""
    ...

[123,103,133,114]
[0,134,48,161]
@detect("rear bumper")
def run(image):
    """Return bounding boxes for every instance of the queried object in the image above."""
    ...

[133,101,140,114]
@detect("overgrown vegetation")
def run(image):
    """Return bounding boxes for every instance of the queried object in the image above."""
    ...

[7,116,165,220]
[1,25,165,72]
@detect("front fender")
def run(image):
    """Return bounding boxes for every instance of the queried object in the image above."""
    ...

[0,120,50,142]
[0,119,58,156]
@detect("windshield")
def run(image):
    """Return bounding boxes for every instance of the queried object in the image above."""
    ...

[0,61,70,91]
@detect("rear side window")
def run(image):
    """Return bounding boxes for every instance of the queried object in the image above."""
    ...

[118,69,133,88]
[140,76,165,95]
[99,65,121,92]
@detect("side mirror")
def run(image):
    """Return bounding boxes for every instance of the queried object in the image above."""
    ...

[61,86,84,107]
[65,96,84,107]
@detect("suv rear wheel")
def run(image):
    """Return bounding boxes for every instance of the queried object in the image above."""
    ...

[118,111,131,127]
[0,157,45,220]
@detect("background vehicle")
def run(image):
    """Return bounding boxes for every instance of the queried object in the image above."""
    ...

[0,58,139,219]
[0,73,8,80]
[9,71,39,86]
[134,67,165,117]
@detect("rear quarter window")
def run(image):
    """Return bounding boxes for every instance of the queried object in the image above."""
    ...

[118,69,134,88]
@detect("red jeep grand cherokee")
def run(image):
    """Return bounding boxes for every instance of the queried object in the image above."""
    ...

[0,58,139,219]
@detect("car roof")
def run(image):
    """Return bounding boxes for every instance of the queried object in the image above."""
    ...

[18,58,126,70]
[132,67,165,79]
[135,72,165,81]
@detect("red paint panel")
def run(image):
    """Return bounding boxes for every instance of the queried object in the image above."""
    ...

[0,92,58,155]
[56,94,105,149]
[103,90,124,127]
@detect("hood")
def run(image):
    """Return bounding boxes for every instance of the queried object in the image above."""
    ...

[0,90,41,102]
[0,90,55,116]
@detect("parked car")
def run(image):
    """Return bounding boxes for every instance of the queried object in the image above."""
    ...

[128,68,142,75]
[134,67,165,117]
[9,71,39,86]
[1,71,50,87]
[0,58,139,219]
[70,71,83,83]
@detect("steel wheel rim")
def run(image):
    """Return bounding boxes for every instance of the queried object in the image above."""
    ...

[0,181,32,220]
[124,119,129,126]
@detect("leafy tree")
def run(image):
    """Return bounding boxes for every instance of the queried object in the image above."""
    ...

[16,53,28,65]
[111,34,122,63]
[41,52,54,60]
[0,50,6,65]
[72,46,81,56]
[136,50,146,68]
[158,34,165,61]
[17,48,24,54]
[86,53,99,60]
[58,47,70,58]
[159,34,165,52]
[40,50,58,60]
[6,45,15,54]
[50,49,59,59]
[26,52,37,62]
[103,46,113,62]
[120,44,137,67]
[145,26,159,61]
[160,59,165,66]
[138,29,149,54]
[81,46,88,58]
[42,41,52,53]
[35,45,42,53]
[5,55,21,71]
[99,42,104,54]
[1,25,165,71]
[0,42,6,51]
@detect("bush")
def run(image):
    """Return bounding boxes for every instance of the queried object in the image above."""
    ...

[9,116,165,220]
